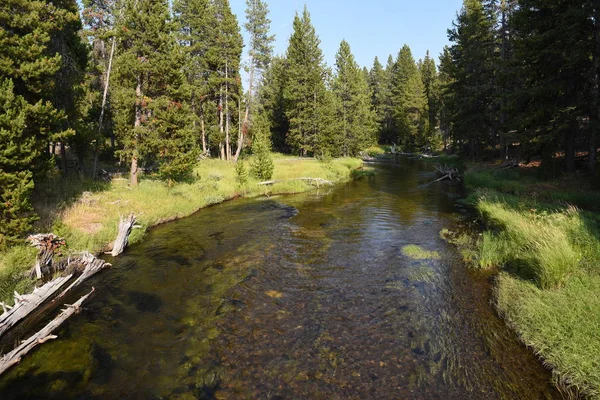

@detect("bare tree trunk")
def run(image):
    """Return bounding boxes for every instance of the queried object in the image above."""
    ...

[131,77,142,186]
[200,105,207,154]
[235,65,255,163]
[565,125,576,173]
[94,36,118,178]
[225,62,231,161]
[591,4,600,172]
[60,142,68,176]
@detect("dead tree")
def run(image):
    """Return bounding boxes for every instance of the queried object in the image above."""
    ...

[110,214,136,256]
[0,288,94,376]
[55,253,111,300]
[0,275,73,338]
[27,234,66,279]
[434,164,461,182]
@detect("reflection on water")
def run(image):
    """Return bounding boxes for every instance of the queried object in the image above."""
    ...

[0,159,558,399]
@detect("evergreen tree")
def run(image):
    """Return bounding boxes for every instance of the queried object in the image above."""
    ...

[420,50,440,147]
[380,55,396,144]
[392,45,428,150]
[250,113,274,180]
[446,0,496,158]
[236,0,275,162]
[283,6,329,156]
[260,56,289,153]
[174,0,213,155]
[113,0,196,185]
[0,0,86,245]
[369,56,389,143]
[512,0,592,173]
[332,40,377,156]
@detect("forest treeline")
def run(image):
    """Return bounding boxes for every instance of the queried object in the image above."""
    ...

[1,0,599,249]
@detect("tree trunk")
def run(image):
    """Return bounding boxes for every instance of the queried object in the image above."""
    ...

[200,106,207,154]
[565,126,576,173]
[219,86,224,158]
[591,3,600,172]
[94,35,117,178]
[225,62,231,161]
[131,77,142,186]
[60,142,68,176]
[235,65,255,163]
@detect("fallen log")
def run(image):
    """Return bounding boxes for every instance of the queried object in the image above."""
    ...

[433,164,461,182]
[0,275,73,338]
[497,159,520,169]
[258,177,334,187]
[55,253,110,300]
[110,214,136,256]
[0,288,94,376]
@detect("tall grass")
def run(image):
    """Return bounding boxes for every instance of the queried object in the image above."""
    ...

[0,156,362,304]
[460,170,600,396]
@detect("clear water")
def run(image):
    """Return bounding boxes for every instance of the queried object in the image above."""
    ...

[0,159,558,399]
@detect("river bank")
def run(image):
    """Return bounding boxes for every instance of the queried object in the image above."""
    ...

[450,162,600,397]
[0,156,363,306]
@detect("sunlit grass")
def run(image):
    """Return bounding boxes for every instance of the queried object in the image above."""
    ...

[495,272,600,398]
[459,171,600,396]
[401,244,441,261]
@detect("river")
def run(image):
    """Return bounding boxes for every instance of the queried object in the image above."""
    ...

[0,159,558,399]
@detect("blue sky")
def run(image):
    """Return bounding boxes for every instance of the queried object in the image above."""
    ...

[230,0,465,70]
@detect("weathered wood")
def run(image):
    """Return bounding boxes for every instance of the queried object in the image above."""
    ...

[0,275,73,338]
[110,214,136,256]
[0,288,94,376]
[27,234,65,279]
[433,164,461,182]
[56,253,110,300]
[258,177,334,187]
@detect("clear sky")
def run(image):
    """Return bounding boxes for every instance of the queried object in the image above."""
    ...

[229,0,465,70]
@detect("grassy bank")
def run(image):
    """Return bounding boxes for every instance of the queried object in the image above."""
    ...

[0,155,362,305]
[449,164,600,397]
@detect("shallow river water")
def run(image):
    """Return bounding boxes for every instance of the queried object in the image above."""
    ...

[0,159,559,399]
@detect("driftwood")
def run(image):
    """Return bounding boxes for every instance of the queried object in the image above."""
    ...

[110,214,136,256]
[0,288,94,376]
[258,177,333,187]
[434,164,461,182]
[497,159,520,169]
[0,275,73,338]
[27,234,66,279]
[55,253,110,300]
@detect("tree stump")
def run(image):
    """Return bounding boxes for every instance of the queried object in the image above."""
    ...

[110,214,136,256]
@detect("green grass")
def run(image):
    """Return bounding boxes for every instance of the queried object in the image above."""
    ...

[457,164,600,396]
[0,155,363,305]
[401,244,441,261]
[496,273,600,398]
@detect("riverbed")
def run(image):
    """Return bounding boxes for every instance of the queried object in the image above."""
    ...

[0,159,558,399]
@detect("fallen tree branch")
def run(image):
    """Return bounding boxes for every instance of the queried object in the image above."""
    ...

[433,164,461,182]
[0,288,94,376]
[0,275,73,338]
[258,177,333,187]
[110,214,136,256]
[55,253,110,300]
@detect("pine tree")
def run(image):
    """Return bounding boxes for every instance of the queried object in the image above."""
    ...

[420,50,440,148]
[380,55,396,144]
[369,56,389,143]
[446,0,496,158]
[208,0,243,161]
[0,0,86,246]
[260,56,289,153]
[392,45,428,150]
[332,40,376,156]
[283,6,329,156]
[250,113,274,180]
[236,0,275,162]
[512,0,592,173]
[113,0,196,185]
[174,0,213,155]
